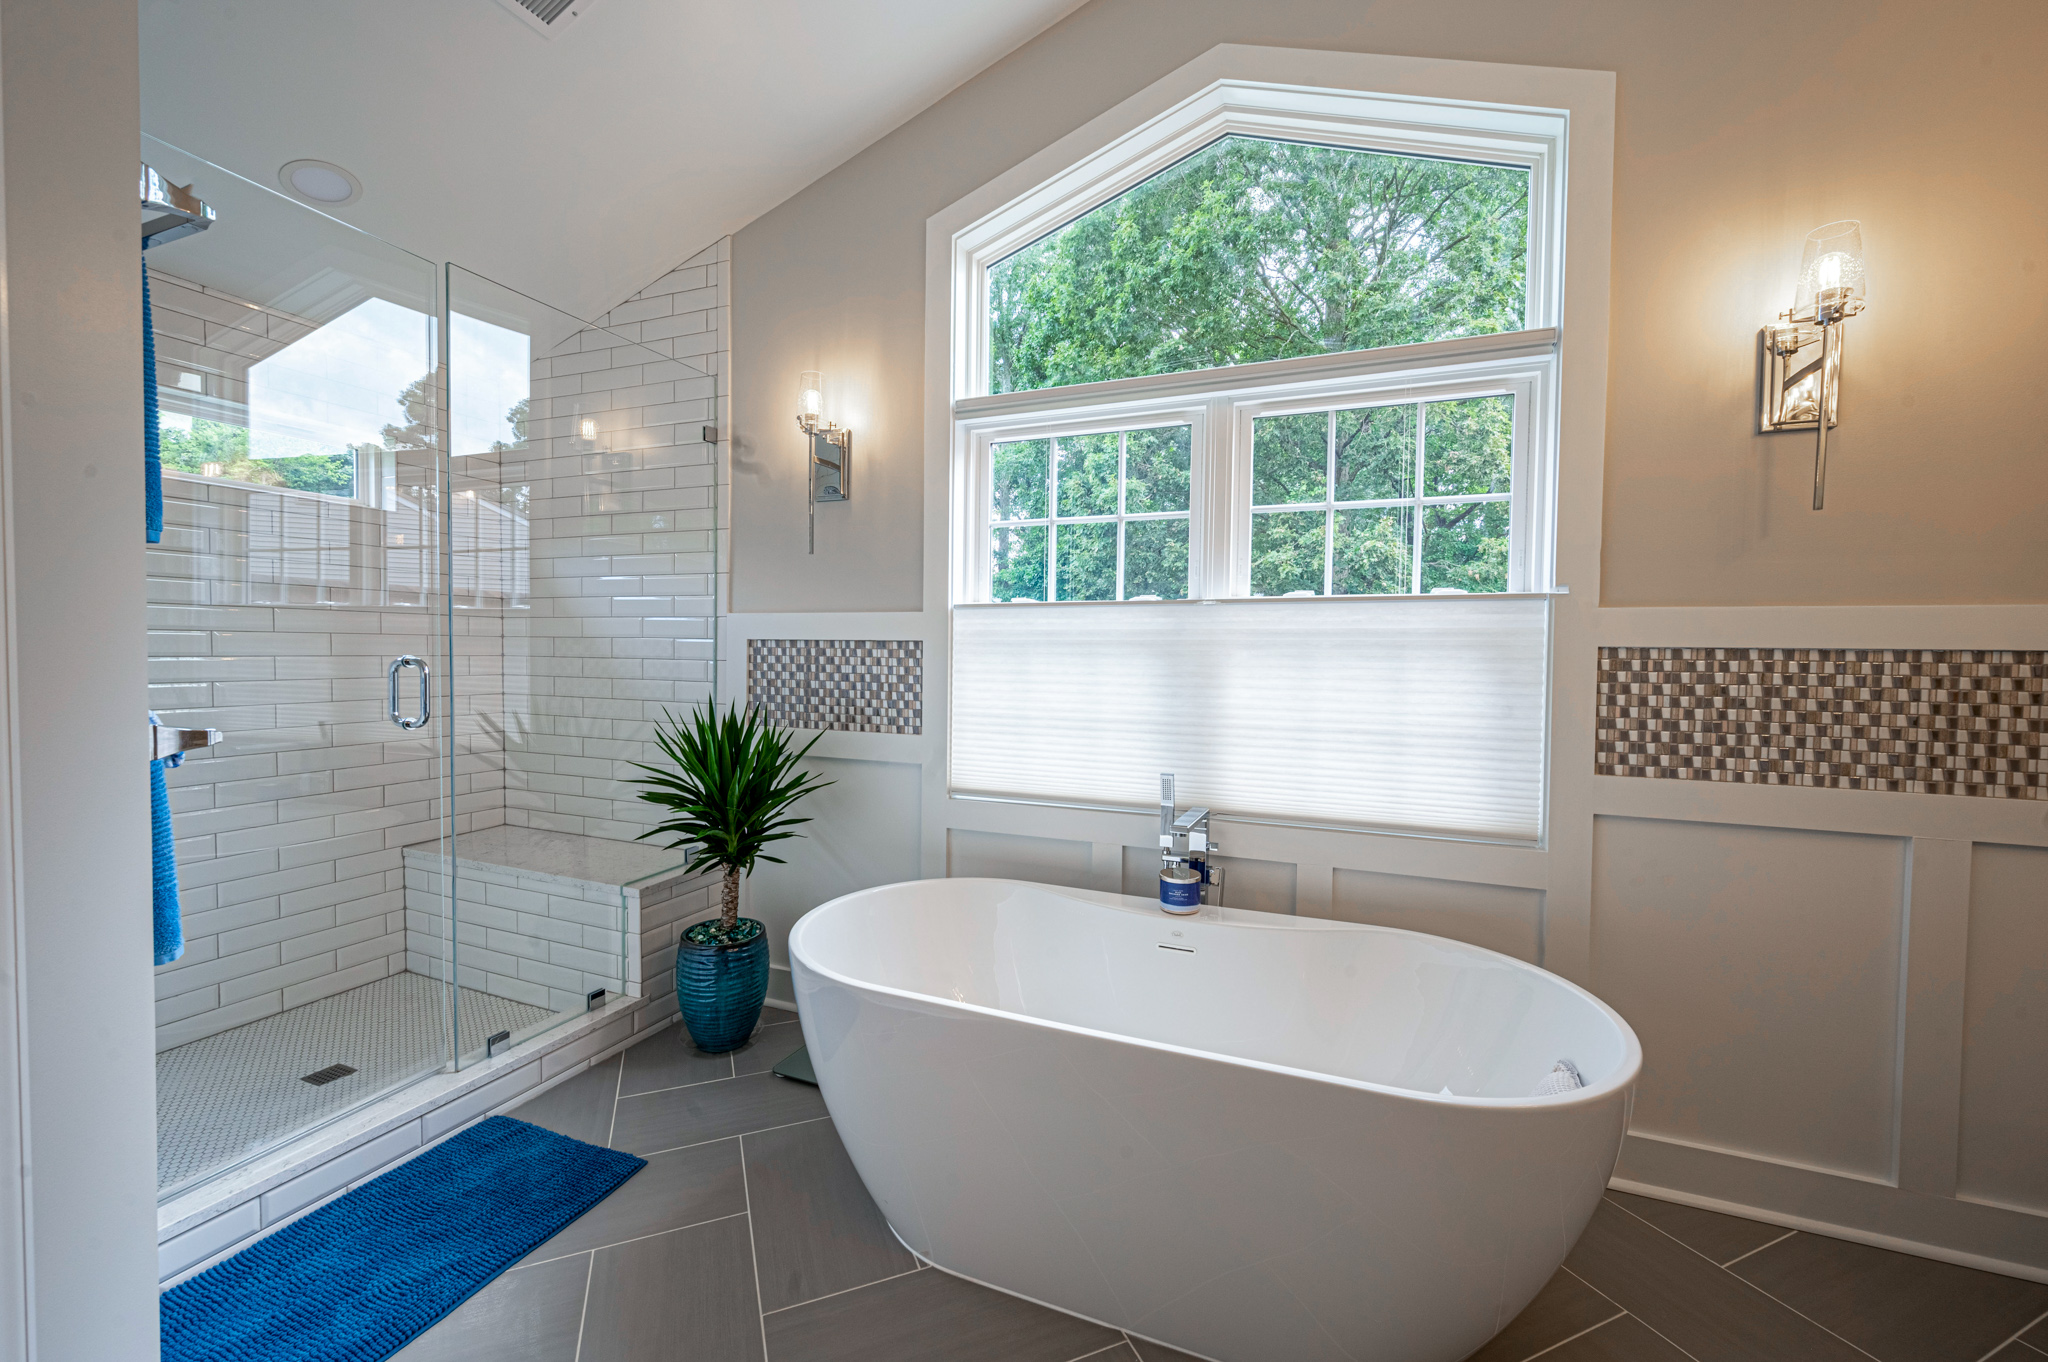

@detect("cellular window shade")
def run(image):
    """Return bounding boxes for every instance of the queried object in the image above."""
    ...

[950,595,1550,843]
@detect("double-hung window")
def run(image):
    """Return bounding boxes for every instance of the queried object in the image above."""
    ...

[990,423,1193,602]
[946,79,1571,843]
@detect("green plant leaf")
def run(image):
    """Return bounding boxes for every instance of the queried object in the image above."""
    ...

[626,703,833,896]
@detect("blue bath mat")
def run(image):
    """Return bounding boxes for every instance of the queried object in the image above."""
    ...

[161,1115,646,1362]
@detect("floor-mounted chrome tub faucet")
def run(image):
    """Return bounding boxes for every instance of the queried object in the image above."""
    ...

[1157,773,1221,914]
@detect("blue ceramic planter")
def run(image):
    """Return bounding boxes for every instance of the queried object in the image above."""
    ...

[675,920,770,1053]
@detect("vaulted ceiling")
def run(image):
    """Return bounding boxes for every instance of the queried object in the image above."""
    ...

[140,0,1086,322]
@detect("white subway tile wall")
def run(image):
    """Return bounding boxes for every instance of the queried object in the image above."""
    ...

[148,241,728,1052]
[498,240,727,841]
[149,497,507,1051]
[400,844,702,1014]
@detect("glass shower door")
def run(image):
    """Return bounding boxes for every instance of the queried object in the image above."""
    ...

[147,134,720,1198]
[145,134,460,1199]
[439,264,712,1065]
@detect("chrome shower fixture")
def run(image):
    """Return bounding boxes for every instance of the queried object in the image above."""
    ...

[141,163,215,248]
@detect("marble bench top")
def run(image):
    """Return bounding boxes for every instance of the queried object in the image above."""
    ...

[404,825,697,891]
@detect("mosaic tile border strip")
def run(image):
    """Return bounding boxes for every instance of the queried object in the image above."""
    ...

[747,638,922,735]
[1596,648,2048,799]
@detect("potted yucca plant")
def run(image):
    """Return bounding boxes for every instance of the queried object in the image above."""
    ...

[630,703,831,1053]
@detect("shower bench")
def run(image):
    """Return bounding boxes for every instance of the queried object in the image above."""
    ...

[401,825,705,1017]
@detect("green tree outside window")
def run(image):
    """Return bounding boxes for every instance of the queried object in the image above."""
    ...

[991,136,1528,395]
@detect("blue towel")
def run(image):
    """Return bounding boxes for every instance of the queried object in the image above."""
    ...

[144,252,163,545]
[151,713,183,966]
[160,1116,646,1362]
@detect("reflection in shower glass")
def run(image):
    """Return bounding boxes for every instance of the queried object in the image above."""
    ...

[243,298,433,498]
[143,134,721,1209]
[448,312,531,458]
[144,132,460,1202]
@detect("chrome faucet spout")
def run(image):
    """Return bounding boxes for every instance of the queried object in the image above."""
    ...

[1155,774,1220,912]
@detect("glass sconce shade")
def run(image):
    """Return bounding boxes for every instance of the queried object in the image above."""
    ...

[1795,220,1866,318]
[795,369,848,551]
[796,370,825,430]
[1763,220,1867,511]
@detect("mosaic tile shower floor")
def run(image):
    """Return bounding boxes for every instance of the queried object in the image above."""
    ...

[156,973,554,1194]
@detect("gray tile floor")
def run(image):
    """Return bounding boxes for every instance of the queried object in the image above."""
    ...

[1472,1192,2048,1362]
[394,1013,2048,1362]
[157,973,555,1193]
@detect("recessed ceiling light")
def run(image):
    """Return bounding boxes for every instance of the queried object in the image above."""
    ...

[279,159,362,207]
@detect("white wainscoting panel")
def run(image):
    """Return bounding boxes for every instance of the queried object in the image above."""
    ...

[1331,868,1544,964]
[1592,816,1908,1182]
[945,828,1097,890]
[746,757,924,963]
[1958,842,2048,1215]
[727,600,2048,1273]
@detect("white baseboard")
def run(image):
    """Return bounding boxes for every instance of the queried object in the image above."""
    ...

[1613,1131,2048,1284]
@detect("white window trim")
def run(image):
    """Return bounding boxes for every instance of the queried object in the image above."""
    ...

[919,45,1614,870]
[959,334,1559,602]
[943,75,1572,608]
[1229,366,1551,598]
[978,416,1204,604]
[965,405,1211,603]
[946,79,1569,406]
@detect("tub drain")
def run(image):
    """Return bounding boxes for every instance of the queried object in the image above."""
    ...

[301,1064,357,1086]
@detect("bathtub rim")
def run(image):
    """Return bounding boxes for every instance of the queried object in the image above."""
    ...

[884,1224,1228,1362]
[787,876,1642,1111]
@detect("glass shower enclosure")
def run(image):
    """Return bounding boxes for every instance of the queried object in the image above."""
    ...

[144,134,711,1201]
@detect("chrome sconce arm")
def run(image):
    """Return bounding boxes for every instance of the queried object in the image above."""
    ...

[796,370,852,554]
[1758,220,1867,511]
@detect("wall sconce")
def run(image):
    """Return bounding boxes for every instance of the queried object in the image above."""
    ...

[796,369,851,554]
[1760,220,1867,510]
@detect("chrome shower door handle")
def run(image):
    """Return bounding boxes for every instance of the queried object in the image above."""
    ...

[388,655,431,731]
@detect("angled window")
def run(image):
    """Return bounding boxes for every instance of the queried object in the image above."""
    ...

[989,136,1530,396]
[943,76,1576,842]
[952,100,1563,605]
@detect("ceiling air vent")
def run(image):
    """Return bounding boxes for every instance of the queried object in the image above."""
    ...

[493,0,597,37]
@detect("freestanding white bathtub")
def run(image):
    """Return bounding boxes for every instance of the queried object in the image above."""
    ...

[788,878,1640,1362]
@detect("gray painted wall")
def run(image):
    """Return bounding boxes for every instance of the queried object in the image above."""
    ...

[2,0,162,1354]
[729,0,2048,612]
[721,5,2048,1275]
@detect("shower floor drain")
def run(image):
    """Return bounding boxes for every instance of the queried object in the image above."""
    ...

[300,1064,358,1087]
